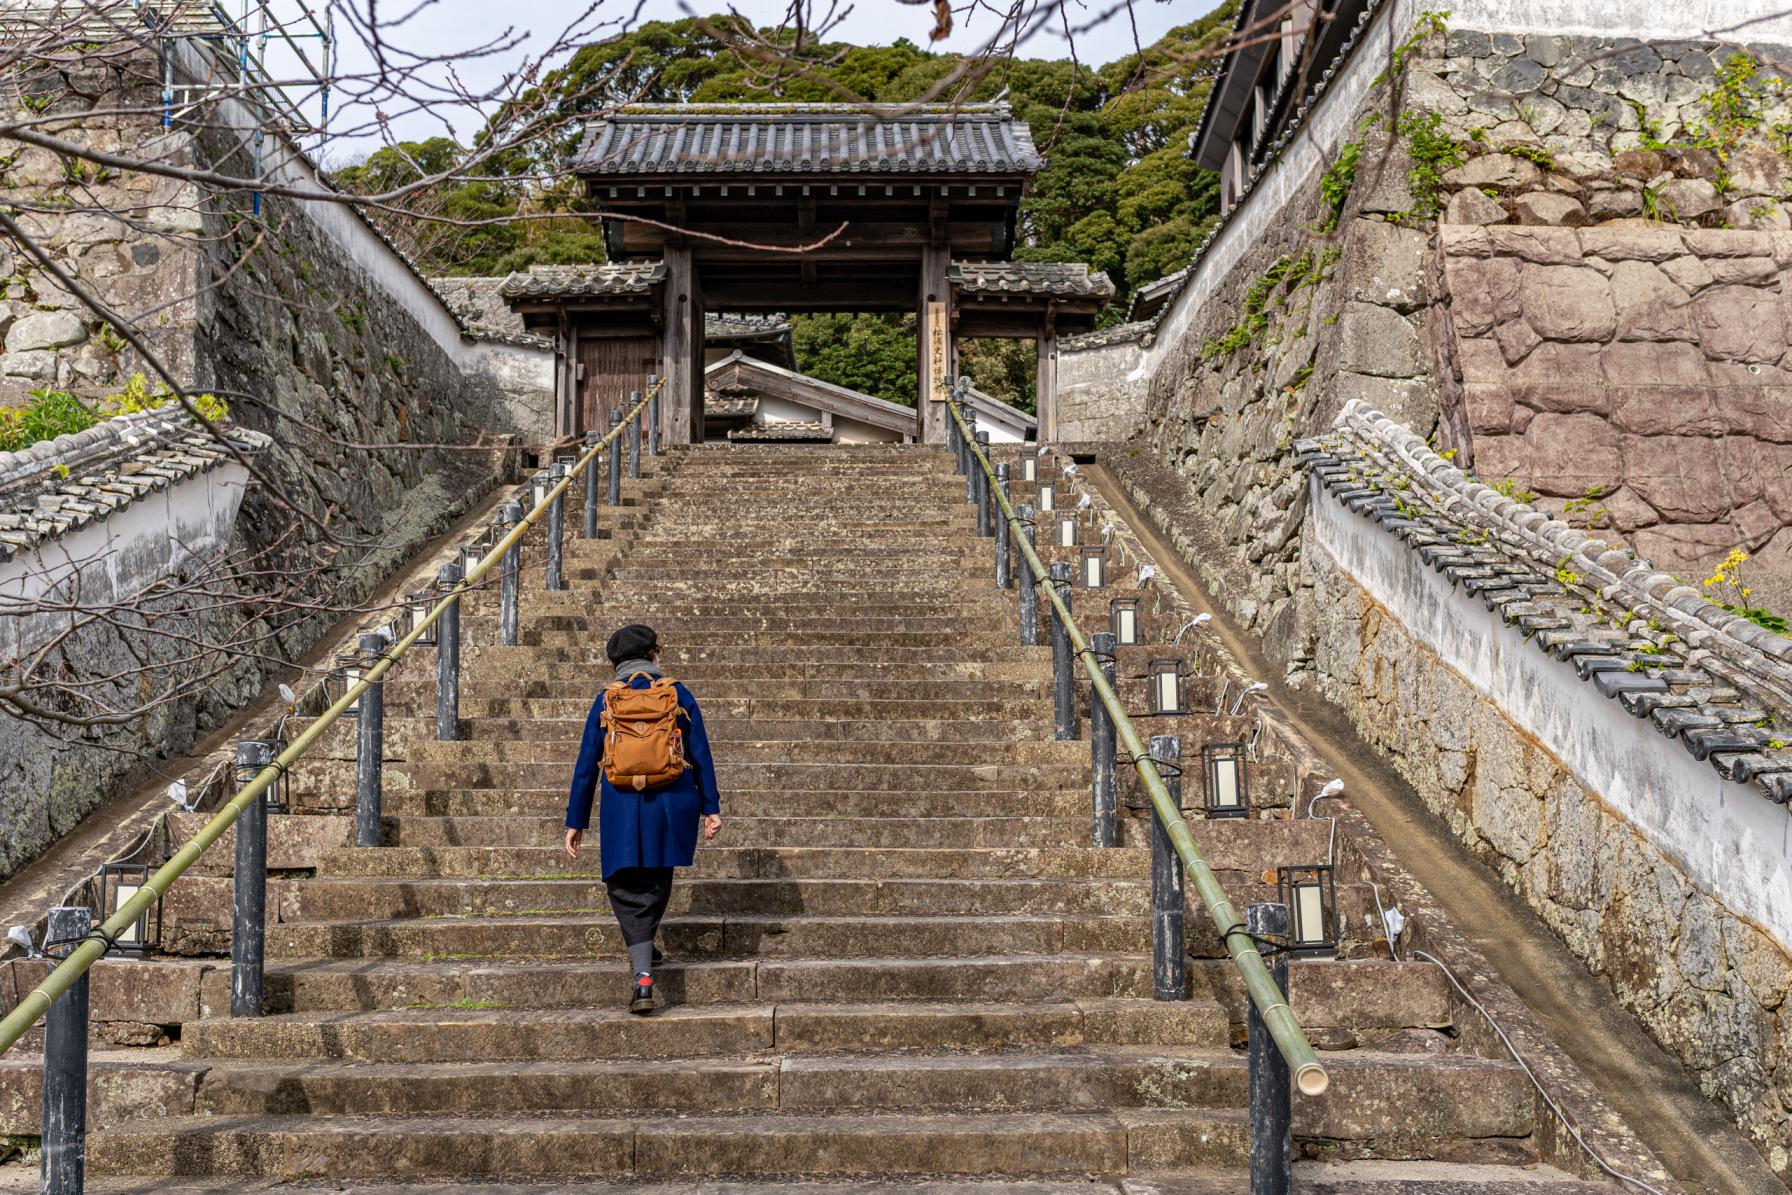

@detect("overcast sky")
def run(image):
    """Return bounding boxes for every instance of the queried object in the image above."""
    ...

[275,0,1192,162]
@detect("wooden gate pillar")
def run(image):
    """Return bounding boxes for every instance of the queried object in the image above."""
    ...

[918,244,952,445]
[1037,308,1059,443]
[662,246,699,445]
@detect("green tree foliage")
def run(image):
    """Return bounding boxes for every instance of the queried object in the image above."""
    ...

[789,313,918,405]
[332,7,1236,382]
[958,339,1037,414]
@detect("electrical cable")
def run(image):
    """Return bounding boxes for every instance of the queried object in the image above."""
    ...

[1413,949,1670,1195]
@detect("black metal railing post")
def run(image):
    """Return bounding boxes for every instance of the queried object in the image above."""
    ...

[354,631,387,849]
[627,390,643,479]
[607,411,623,506]
[1247,902,1294,1195]
[1049,561,1076,740]
[435,562,461,741]
[582,429,601,538]
[963,411,979,504]
[499,501,522,647]
[647,374,661,456]
[40,904,88,1195]
[946,395,962,467]
[545,462,567,592]
[1017,503,1038,645]
[231,739,269,1017]
[994,463,1011,589]
[974,432,993,536]
[1090,630,1118,847]
[1150,735,1187,1000]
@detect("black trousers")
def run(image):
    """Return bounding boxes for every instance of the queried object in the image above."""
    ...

[606,866,674,947]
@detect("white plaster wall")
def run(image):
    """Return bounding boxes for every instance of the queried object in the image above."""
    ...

[1058,340,1148,442]
[760,396,820,424]
[833,416,902,444]
[0,461,252,664]
[461,340,556,444]
[1312,478,1792,954]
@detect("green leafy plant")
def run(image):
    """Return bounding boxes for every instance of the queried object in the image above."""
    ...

[1489,476,1539,504]
[1398,110,1467,220]
[1373,10,1450,88]
[1318,139,1364,231]
[1199,247,1338,361]
[1554,559,1582,587]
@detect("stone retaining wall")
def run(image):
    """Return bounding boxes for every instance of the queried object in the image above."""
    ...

[0,49,539,881]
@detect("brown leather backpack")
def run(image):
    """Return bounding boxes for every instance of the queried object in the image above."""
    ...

[600,676,689,791]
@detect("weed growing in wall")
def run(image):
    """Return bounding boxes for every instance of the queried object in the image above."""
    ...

[1198,247,1339,362]
[0,373,229,455]
[1704,548,1790,634]
[1398,111,1467,221]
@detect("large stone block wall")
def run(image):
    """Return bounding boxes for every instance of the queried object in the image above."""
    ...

[1443,224,1792,601]
[0,51,541,880]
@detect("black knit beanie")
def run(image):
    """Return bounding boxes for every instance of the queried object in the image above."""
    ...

[606,624,658,665]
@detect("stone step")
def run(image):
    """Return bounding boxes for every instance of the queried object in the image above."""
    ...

[391,679,1051,703]
[318,716,1062,749]
[310,833,1308,880]
[319,759,1092,792]
[388,741,1079,768]
[378,814,1097,850]
[235,953,1159,1012]
[183,998,1225,1062]
[261,911,1147,961]
[86,1109,1240,1179]
[390,698,1060,722]
[45,1168,1634,1193]
[381,787,1090,818]
[181,1049,1533,1143]
[279,875,1154,921]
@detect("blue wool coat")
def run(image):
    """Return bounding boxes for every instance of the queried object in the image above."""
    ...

[564,674,720,879]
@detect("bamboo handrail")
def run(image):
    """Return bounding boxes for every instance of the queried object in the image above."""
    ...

[0,382,662,1057]
[944,395,1329,1098]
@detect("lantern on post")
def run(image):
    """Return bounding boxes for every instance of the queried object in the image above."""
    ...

[1148,657,1186,716]
[458,540,484,584]
[406,587,438,648]
[98,862,162,956]
[1021,454,1038,482]
[1277,865,1338,955]
[334,648,366,718]
[1037,480,1056,513]
[1079,545,1108,589]
[529,471,554,511]
[1110,596,1141,646]
[1056,514,1078,547]
[1201,742,1249,819]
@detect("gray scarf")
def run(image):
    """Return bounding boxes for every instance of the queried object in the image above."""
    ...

[613,658,662,681]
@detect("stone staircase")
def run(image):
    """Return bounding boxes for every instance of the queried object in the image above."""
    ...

[73,444,1637,1190]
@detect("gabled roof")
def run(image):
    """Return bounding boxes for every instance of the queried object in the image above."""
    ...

[574,103,1041,178]
[950,261,1115,300]
[499,262,666,301]
[705,351,918,438]
[1128,267,1188,322]
[1189,0,1275,171]
[960,382,1037,433]
[431,276,552,347]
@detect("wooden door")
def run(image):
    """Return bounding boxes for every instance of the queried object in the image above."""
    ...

[577,335,657,436]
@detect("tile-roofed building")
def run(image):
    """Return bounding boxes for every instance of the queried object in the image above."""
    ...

[706,352,917,445]
[574,103,1042,178]
[498,262,667,301]
[1126,268,1187,324]
[1296,400,1792,805]
[949,261,1115,300]
[1060,320,1154,353]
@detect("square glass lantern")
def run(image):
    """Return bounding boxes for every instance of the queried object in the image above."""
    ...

[1110,597,1141,646]
[1201,742,1249,819]
[1148,657,1186,715]
[1079,545,1108,589]
[99,862,162,956]
[1056,515,1078,547]
[1277,865,1338,955]
[1021,455,1038,482]
[407,588,438,647]
[1037,481,1055,513]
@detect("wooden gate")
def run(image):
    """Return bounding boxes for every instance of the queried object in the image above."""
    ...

[577,334,657,437]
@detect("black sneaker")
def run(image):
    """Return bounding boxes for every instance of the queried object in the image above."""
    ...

[628,972,655,1015]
